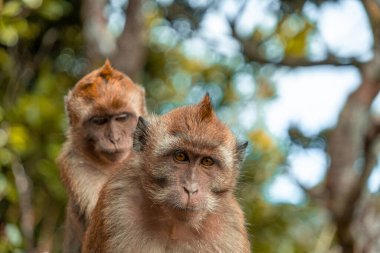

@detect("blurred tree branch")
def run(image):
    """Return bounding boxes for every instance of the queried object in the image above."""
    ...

[11,161,34,252]
[241,41,362,67]
[81,0,146,79]
[227,1,380,252]
[228,0,362,68]
[362,0,380,48]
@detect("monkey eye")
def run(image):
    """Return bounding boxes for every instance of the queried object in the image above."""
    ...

[115,113,130,122]
[91,116,109,125]
[201,157,214,166]
[173,151,189,162]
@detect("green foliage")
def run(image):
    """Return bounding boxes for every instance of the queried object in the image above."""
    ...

[0,0,79,251]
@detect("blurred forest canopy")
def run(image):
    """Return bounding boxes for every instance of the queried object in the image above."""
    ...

[1,0,380,252]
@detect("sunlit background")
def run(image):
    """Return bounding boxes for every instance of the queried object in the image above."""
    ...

[1,0,380,252]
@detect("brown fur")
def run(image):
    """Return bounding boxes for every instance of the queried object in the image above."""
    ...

[57,60,147,253]
[82,94,250,253]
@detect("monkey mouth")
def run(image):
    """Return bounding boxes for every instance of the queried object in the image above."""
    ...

[176,206,199,212]
[167,198,202,212]
[101,144,131,155]
[169,206,202,222]
[102,148,122,154]
[100,148,129,162]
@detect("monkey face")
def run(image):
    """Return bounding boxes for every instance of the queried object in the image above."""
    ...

[84,111,139,163]
[66,61,147,164]
[143,147,232,223]
[138,127,241,225]
[134,94,247,226]
[75,87,144,164]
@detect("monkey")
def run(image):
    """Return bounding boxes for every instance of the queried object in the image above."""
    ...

[82,94,251,253]
[57,60,147,253]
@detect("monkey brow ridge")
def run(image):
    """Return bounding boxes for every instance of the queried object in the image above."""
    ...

[168,131,222,150]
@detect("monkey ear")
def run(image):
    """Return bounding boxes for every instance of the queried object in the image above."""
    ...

[198,92,213,121]
[236,141,248,164]
[133,117,149,152]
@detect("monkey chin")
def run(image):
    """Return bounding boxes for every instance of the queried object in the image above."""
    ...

[173,209,204,223]
[99,149,129,163]
[167,202,206,225]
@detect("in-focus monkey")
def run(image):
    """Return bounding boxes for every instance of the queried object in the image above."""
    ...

[82,94,250,253]
[57,60,147,253]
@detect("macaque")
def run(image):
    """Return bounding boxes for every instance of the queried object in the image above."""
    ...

[57,60,147,253]
[82,94,250,253]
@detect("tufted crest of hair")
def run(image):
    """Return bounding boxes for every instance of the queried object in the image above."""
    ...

[65,60,146,126]
[99,59,113,79]
[198,92,213,121]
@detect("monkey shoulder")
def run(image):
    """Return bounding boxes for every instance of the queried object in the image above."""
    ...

[96,168,148,252]
[218,197,251,253]
[58,144,110,215]
[103,166,142,213]
[58,144,110,185]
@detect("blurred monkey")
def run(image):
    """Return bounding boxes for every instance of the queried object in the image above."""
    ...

[57,60,147,253]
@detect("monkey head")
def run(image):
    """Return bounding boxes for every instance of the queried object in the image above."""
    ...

[133,94,247,227]
[65,60,146,164]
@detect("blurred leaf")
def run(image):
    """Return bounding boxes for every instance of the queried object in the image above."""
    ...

[1,1,22,17]
[22,0,43,9]
[12,19,29,37]
[38,0,72,20]
[22,21,41,39]
[5,179,18,203]
[0,48,13,71]
[0,174,8,198]
[8,125,29,155]
[5,224,22,247]
[0,129,8,148]
[278,14,315,58]
[249,129,275,153]
[0,148,13,166]
[0,21,19,46]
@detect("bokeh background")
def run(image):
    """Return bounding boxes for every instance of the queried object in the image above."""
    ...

[1,0,380,252]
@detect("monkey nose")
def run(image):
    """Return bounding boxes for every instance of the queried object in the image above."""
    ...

[183,184,198,196]
[109,135,121,144]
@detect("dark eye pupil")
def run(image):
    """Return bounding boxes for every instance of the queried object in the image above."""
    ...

[202,157,214,166]
[174,151,187,161]
[92,117,108,125]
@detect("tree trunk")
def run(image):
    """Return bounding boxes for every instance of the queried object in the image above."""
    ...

[81,0,146,79]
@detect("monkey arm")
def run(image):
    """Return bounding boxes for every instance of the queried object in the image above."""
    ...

[58,148,109,253]
[62,199,85,253]
[82,186,109,253]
